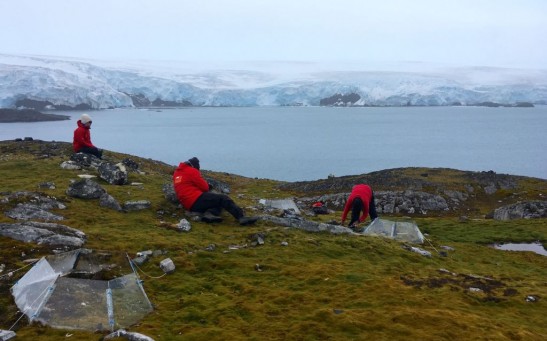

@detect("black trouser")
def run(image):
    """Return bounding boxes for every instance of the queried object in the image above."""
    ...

[191,192,244,219]
[350,194,378,225]
[79,146,103,159]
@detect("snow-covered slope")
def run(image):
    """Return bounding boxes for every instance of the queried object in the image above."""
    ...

[1,54,546,109]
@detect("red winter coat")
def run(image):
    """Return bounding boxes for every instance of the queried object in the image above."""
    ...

[173,162,209,210]
[341,184,373,223]
[73,120,95,152]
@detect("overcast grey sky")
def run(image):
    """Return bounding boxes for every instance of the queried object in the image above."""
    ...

[2,0,546,69]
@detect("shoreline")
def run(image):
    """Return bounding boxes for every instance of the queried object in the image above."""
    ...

[0,108,70,123]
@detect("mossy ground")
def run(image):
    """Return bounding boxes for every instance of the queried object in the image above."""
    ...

[0,140,546,340]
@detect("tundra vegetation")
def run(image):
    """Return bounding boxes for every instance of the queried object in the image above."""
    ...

[0,140,545,340]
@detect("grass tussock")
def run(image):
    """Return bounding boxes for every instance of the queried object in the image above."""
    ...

[0,140,546,340]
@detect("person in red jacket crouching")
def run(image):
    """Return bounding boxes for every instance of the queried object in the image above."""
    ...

[73,114,103,158]
[341,184,379,231]
[173,157,258,225]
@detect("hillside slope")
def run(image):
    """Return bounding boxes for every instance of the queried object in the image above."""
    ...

[0,140,546,340]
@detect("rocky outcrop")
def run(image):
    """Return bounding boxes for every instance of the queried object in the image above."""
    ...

[320,93,361,106]
[1,191,67,210]
[296,190,449,215]
[260,215,351,234]
[375,190,449,214]
[70,152,103,169]
[1,191,84,247]
[493,201,547,220]
[5,203,64,221]
[2,191,67,221]
[463,170,518,194]
[0,221,86,247]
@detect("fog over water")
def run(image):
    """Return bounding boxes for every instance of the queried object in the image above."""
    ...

[1,106,546,181]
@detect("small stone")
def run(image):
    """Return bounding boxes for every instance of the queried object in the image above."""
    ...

[136,250,153,257]
[38,182,56,190]
[123,200,151,211]
[526,295,538,302]
[176,219,191,232]
[159,258,175,274]
[132,255,148,266]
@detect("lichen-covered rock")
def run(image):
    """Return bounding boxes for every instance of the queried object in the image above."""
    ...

[70,152,103,169]
[0,221,86,247]
[122,158,140,171]
[98,162,128,185]
[123,200,151,211]
[60,160,82,170]
[162,183,179,204]
[5,203,64,221]
[493,201,547,220]
[205,177,231,194]
[100,193,123,211]
[260,215,350,234]
[66,179,106,199]
[2,191,66,210]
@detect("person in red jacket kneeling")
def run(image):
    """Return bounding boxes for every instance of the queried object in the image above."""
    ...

[173,157,258,225]
[341,184,379,231]
[73,114,102,159]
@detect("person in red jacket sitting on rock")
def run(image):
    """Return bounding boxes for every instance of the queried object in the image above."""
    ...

[73,114,102,159]
[341,184,378,231]
[173,157,258,225]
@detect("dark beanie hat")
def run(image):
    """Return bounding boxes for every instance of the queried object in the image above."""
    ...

[188,157,200,170]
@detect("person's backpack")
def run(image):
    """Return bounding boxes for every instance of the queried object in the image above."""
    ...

[311,201,328,214]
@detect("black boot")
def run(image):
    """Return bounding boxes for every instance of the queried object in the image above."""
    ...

[238,216,259,226]
[202,211,223,223]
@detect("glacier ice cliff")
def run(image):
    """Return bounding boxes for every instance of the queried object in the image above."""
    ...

[1,54,546,109]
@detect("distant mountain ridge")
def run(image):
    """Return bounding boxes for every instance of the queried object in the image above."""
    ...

[1,54,546,109]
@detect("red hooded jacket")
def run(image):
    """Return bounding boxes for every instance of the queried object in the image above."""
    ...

[73,120,95,152]
[173,162,209,210]
[341,184,373,223]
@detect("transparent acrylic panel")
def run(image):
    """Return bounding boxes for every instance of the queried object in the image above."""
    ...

[392,221,424,243]
[364,218,395,237]
[46,249,80,275]
[11,258,58,319]
[34,277,109,331]
[11,251,153,332]
[364,219,424,243]
[110,273,153,328]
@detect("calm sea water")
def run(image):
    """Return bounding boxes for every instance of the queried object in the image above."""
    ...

[1,106,546,181]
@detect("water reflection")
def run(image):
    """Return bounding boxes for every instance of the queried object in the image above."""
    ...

[492,242,547,256]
